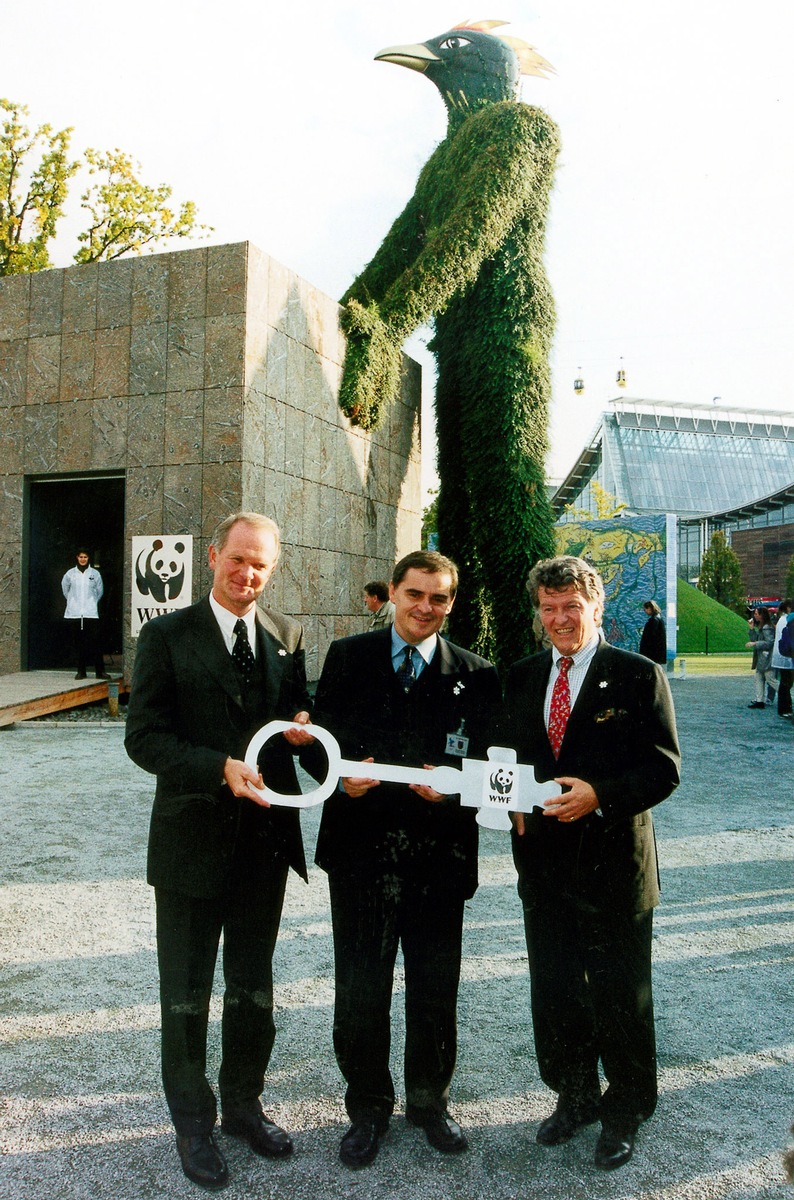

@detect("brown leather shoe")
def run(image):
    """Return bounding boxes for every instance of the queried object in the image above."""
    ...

[221,1109,293,1158]
[175,1133,229,1189]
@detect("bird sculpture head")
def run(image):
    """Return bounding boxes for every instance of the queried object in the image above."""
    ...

[375,19,553,124]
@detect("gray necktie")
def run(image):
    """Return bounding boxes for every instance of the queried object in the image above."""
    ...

[396,644,417,693]
[232,618,256,685]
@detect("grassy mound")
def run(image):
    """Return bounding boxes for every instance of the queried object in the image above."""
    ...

[676,578,751,655]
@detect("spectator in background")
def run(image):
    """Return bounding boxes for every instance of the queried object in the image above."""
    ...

[638,601,667,665]
[746,606,776,709]
[61,547,108,680]
[364,580,395,630]
[771,600,793,718]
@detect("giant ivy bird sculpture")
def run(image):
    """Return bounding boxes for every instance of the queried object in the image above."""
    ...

[339,20,560,662]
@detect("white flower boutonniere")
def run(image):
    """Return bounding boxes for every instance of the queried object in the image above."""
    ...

[453,681,465,696]
[598,680,608,689]
[278,649,287,657]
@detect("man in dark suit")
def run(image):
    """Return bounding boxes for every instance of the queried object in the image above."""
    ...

[125,513,313,1190]
[313,550,501,1168]
[502,556,680,1171]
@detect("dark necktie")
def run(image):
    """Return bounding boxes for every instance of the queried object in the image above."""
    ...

[548,656,573,759]
[396,644,417,693]
[232,618,256,685]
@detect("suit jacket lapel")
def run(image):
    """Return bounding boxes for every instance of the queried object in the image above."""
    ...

[189,596,245,707]
[436,636,461,677]
[562,640,611,750]
[255,612,284,715]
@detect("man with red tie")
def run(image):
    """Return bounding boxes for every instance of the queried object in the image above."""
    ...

[502,556,680,1171]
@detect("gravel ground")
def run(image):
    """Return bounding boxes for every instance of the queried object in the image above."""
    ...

[1,674,793,1199]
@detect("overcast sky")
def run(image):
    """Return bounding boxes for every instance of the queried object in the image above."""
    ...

[6,0,794,488]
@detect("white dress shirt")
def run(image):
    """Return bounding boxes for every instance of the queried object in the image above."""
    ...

[209,593,257,659]
[390,627,438,678]
[542,633,600,728]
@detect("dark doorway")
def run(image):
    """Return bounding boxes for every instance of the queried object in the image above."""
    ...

[25,474,125,670]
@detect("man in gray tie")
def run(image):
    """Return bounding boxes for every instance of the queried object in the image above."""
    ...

[125,513,313,1190]
[313,550,501,1168]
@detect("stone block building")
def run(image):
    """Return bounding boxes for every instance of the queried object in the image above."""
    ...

[0,242,422,681]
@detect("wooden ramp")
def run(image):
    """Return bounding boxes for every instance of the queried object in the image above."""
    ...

[0,671,128,728]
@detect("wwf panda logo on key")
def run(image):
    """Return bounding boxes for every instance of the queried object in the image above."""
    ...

[135,538,187,603]
[489,767,515,796]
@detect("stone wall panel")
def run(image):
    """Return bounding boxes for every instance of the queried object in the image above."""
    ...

[29,270,63,337]
[0,340,27,407]
[26,336,61,405]
[0,242,421,682]
[92,396,128,467]
[97,258,133,329]
[94,325,131,398]
[58,399,93,472]
[130,322,167,395]
[165,390,204,464]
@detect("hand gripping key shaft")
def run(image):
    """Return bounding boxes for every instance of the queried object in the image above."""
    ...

[244,721,560,830]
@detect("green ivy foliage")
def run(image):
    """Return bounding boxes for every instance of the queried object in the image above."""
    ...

[340,100,560,663]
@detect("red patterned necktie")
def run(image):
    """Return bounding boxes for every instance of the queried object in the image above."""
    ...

[548,656,573,759]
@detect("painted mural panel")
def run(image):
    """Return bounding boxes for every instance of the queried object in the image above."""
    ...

[555,515,677,660]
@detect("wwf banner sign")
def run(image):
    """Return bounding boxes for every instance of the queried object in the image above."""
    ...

[131,536,193,635]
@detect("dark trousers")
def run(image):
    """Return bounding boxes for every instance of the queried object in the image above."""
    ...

[328,872,465,1125]
[522,897,657,1125]
[68,618,104,676]
[778,668,793,716]
[154,859,288,1137]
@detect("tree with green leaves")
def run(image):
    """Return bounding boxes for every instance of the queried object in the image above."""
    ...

[784,554,794,603]
[421,487,439,549]
[0,99,77,274]
[564,480,627,521]
[339,22,558,664]
[698,530,746,615]
[1,99,209,275]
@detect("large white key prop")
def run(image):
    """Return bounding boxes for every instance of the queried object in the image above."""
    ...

[244,720,561,830]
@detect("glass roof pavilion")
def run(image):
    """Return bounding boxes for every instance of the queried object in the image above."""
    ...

[553,398,794,519]
[551,398,794,582]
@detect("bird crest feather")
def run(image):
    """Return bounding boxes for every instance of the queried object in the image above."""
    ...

[452,19,555,78]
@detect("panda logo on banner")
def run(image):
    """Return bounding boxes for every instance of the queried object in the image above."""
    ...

[131,536,193,635]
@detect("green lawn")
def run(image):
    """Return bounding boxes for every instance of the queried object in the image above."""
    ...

[670,653,751,676]
[676,578,751,655]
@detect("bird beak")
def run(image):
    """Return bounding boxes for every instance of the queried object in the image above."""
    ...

[375,43,440,73]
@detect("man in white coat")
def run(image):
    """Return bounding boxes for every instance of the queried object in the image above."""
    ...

[62,548,108,679]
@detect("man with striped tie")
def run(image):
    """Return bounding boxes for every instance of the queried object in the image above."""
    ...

[502,556,680,1172]
[313,550,501,1168]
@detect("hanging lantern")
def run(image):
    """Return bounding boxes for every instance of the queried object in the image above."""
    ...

[574,376,585,395]
[616,360,626,388]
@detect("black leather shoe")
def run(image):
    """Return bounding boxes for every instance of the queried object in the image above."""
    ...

[536,1103,599,1146]
[406,1107,468,1153]
[748,701,766,708]
[222,1109,294,1158]
[339,1120,386,1168]
[594,1122,636,1170]
[175,1133,229,1190]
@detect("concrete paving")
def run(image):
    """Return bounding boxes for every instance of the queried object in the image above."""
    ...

[1,673,792,1199]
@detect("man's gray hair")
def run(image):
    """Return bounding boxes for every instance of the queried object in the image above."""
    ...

[210,513,281,558]
[527,555,605,608]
